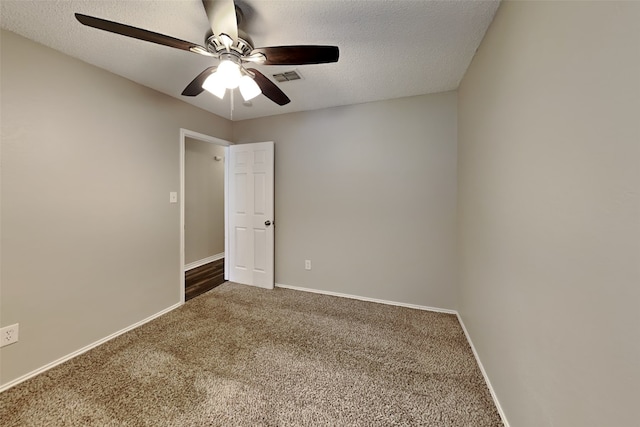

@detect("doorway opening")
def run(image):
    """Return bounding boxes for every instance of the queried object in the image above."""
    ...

[179,129,231,303]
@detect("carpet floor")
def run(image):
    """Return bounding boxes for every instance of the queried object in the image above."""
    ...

[0,283,502,426]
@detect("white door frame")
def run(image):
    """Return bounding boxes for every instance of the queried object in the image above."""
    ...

[179,128,231,304]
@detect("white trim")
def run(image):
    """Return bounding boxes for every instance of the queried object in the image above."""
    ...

[0,302,182,393]
[179,132,185,304]
[184,252,225,271]
[456,313,510,427]
[274,283,457,314]
[224,147,229,282]
[180,129,230,146]
[179,128,231,304]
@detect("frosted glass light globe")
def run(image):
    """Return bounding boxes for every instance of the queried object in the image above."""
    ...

[239,75,261,101]
[217,60,242,89]
[202,72,226,99]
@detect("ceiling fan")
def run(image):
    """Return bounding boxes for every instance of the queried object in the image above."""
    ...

[75,0,339,106]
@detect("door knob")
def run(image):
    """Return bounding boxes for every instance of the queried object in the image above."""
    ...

[265,220,272,227]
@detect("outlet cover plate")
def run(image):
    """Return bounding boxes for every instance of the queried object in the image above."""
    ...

[1,323,19,347]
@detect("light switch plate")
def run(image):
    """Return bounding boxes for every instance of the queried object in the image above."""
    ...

[169,192,178,203]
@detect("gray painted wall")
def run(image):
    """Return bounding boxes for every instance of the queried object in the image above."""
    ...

[0,30,232,385]
[457,2,640,426]
[234,93,458,309]
[184,137,225,264]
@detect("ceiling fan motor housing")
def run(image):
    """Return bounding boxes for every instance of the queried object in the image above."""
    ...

[206,29,254,57]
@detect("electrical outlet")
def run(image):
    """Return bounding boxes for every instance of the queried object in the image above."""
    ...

[1,324,19,347]
[305,260,312,270]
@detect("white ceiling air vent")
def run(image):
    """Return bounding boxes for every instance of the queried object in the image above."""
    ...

[272,70,303,82]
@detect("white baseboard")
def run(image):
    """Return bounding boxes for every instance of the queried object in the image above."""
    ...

[274,283,457,314]
[456,313,510,427]
[184,252,224,271]
[0,302,183,393]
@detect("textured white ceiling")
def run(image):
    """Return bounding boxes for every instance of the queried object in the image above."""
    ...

[1,0,500,121]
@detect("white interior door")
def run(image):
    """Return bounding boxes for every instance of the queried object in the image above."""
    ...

[227,141,274,289]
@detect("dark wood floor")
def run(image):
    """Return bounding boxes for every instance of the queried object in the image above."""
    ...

[185,258,225,301]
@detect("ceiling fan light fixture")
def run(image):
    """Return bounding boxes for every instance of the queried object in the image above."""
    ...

[217,59,242,89]
[202,72,226,99]
[239,75,262,101]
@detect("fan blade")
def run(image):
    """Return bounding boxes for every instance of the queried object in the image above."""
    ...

[182,67,218,97]
[75,13,211,56]
[250,46,339,65]
[202,0,238,42]
[247,68,290,106]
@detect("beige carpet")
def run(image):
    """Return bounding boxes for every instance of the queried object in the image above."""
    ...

[0,283,502,426]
